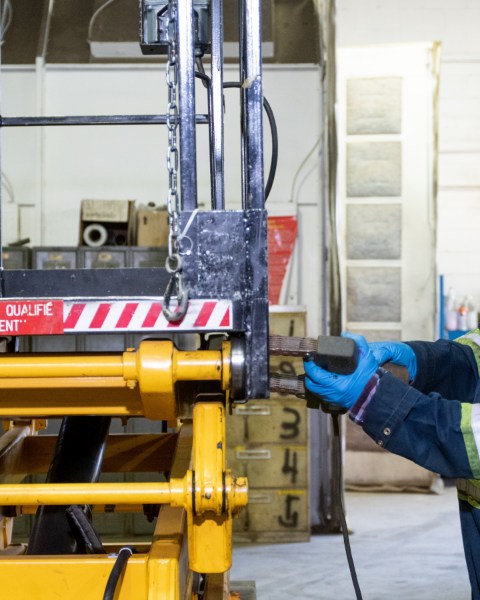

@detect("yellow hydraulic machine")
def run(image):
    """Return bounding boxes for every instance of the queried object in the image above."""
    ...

[0,342,248,597]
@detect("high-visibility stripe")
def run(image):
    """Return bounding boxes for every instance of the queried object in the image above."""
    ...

[457,479,480,509]
[463,332,480,347]
[220,307,231,328]
[167,311,187,328]
[61,299,233,333]
[461,403,480,479]
[115,303,139,328]
[457,489,480,509]
[64,303,85,329]
[193,301,216,328]
[141,302,162,328]
[457,329,480,373]
[89,304,111,329]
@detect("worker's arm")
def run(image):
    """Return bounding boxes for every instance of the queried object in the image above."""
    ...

[407,333,479,400]
[369,336,478,400]
[304,333,480,479]
[357,368,479,479]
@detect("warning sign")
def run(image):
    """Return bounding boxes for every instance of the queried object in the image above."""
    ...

[268,215,298,305]
[0,300,64,335]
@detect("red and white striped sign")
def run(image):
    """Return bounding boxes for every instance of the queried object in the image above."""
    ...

[0,298,232,335]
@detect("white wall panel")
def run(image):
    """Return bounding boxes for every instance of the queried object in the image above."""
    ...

[41,65,321,229]
[337,0,480,330]
[439,153,480,187]
[1,68,40,244]
[337,0,479,53]
[338,44,438,341]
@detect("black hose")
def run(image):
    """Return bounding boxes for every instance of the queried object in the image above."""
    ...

[331,413,363,600]
[261,94,279,200]
[66,505,105,554]
[223,81,278,201]
[103,546,133,600]
[195,70,217,206]
[194,70,279,202]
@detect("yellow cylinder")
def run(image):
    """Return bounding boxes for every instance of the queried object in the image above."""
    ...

[175,351,224,382]
[0,340,232,420]
[0,482,173,506]
[0,354,124,378]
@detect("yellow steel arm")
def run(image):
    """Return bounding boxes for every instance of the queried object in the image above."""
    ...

[0,340,232,420]
[0,402,247,575]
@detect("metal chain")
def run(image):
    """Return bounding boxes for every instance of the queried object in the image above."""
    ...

[163,0,188,321]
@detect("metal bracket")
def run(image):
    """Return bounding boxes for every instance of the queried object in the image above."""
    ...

[140,0,211,56]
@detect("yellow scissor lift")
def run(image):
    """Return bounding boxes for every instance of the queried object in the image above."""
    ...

[0,0,268,597]
[0,339,247,599]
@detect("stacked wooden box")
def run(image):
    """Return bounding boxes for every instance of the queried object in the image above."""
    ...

[227,306,310,543]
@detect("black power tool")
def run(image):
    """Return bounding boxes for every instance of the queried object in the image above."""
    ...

[302,335,359,414]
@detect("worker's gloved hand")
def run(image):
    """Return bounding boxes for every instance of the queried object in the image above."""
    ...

[368,341,417,382]
[303,333,378,410]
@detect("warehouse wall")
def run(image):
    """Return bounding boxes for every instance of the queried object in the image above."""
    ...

[337,0,480,328]
[336,43,438,342]
[0,63,324,336]
[1,67,40,246]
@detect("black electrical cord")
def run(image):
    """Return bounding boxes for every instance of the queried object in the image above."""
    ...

[261,95,278,199]
[103,546,133,600]
[331,413,363,600]
[223,81,278,200]
[194,69,279,201]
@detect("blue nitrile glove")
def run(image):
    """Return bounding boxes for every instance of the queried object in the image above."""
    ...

[303,333,378,410]
[368,341,417,382]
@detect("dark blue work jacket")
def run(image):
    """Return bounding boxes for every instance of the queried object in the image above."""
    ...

[360,334,480,598]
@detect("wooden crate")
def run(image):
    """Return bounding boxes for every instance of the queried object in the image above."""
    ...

[227,443,308,489]
[228,397,308,446]
[233,488,309,543]
[228,306,310,543]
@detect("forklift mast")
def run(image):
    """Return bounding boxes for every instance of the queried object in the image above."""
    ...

[0,0,269,402]
[0,1,269,597]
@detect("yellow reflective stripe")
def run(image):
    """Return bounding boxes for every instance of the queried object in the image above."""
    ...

[457,477,480,494]
[457,329,480,373]
[461,403,480,478]
[458,490,480,509]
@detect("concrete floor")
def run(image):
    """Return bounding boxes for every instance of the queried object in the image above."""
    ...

[231,486,470,600]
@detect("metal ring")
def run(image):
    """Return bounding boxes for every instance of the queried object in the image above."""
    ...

[179,235,193,256]
[162,272,189,323]
[230,337,246,400]
[165,254,182,274]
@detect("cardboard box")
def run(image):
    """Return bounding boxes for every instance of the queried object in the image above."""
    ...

[136,205,169,247]
[79,199,135,246]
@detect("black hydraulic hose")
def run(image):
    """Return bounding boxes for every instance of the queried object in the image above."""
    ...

[195,70,217,206]
[66,505,105,554]
[223,81,278,201]
[331,413,363,600]
[103,546,133,600]
[194,69,279,202]
[262,95,278,200]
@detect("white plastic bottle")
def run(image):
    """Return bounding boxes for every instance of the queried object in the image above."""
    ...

[467,296,478,330]
[445,287,458,331]
[458,296,468,331]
